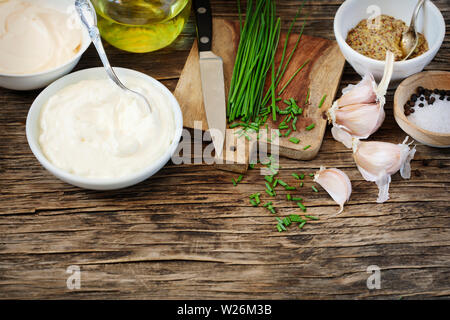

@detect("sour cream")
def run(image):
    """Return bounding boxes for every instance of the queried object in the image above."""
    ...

[39,77,176,179]
[0,0,82,74]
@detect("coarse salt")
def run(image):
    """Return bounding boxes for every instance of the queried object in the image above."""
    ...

[408,93,450,134]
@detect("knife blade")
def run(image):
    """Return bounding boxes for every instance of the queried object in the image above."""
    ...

[193,0,226,157]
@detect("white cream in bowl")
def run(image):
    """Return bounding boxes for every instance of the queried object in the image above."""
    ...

[26,68,183,190]
[39,78,176,179]
[0,0,83,74]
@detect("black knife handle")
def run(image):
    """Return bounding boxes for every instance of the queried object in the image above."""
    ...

[193,0,212,52]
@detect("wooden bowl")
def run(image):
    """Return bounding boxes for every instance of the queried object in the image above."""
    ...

[394,71,450,148]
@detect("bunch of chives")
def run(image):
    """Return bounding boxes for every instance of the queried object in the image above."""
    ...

[227,0,281,123]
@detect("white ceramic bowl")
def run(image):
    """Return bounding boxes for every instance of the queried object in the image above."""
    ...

[0,0,91,91]
[334,0,445,82]
[26,67,183,190]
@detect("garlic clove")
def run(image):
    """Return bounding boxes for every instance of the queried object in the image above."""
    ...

[335,102,385,137]
[336,73,377,107]
[331,126,353,149]
[314,166,352,213]
[353,137,416,203]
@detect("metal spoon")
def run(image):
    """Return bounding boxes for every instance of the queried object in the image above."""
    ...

[74,0,152,113]
[400,0,426,61]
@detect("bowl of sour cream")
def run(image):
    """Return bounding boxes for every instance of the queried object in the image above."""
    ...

[26,67,183,190]
[0,0,91,90]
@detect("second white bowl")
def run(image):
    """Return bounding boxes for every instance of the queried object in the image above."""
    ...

[26,67,183,190]
[0,0,91,91]
[334,0,445,82]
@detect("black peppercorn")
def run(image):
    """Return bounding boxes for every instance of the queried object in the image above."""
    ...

[439,95,445,100]
[411,94,418,102]
[419,103,424,107]
[417,86,424,94]
[429,97,436,104]
[433,88,440,94]
[420,96,424,101]
[410,108,415,113]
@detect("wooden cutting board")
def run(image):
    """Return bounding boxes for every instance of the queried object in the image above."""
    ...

[174,19,345,173]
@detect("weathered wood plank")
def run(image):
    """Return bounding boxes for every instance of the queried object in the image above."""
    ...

[0,0,449,300]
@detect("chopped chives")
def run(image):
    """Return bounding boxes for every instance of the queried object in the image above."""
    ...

[265,182,273,192]
[276,217,285,226]
[289,137,300,144]
[285,186,296,191]
[305,88,310,104]
[306,123,315,131]
[298,221,306,229]
[312,186,319,192]
[277,224,283,232]
[299,174,305,180]
[263,202,273,208]
[289,215,305,223]
[305,215,319,220]
[292,117,298,131]
[300,182,304,187]
[292,197,303,202]
[284,129,292,137]
[277,179,288,187]
[318,94,327,108]
[232,178,237,186]
[283,217,292,226]
[265,175,274,183]
[286,194,292,201]
[303,145,311,150]
[250,199,258,207]
[309,173,314,177]
[237,175,243,183]
[292,173,300,179]
[297,202,307,212]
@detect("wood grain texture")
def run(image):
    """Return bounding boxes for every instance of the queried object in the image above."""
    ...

[175,19,345,172]
[0,0,449,300]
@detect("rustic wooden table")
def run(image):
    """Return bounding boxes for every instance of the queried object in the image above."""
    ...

[0,0,449,299]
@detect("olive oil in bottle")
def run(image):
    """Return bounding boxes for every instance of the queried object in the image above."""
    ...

[91,0,191,53]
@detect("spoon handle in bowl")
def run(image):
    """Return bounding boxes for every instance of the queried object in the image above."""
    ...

[74,0,127,91]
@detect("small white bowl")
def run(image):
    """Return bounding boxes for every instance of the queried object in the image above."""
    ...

[0,0,91,91]
[26,67,183,190]
[334,0,445,82]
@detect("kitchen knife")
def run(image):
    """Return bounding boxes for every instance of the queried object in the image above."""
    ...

[193,0,226,157]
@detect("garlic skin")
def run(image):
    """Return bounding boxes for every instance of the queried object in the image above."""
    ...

[328,51,394,148]
[314,167,352,214]
[353,137,416,203]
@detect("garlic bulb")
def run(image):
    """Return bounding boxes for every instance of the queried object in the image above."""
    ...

[314,167,352,214]
[328,51,395,148]
[353,137,416,203]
